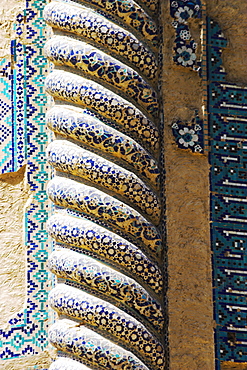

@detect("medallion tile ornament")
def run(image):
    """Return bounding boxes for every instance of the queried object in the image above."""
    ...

[170,0,201,71]
[44,0,165,369]
[172,112,204,153]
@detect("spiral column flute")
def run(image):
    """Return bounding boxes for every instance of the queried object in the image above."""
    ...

[44,0,165,369]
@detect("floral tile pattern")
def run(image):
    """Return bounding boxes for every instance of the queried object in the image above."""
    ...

[172,112,204,152]
[170,0,201,71]
[44,0,166,369]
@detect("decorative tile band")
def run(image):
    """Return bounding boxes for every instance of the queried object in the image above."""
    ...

[44,0,165,369]
[44,36,159,118]
[0,0,51,366]
[67,0,159,51]
[49,319,150,370]
[49,283,165,370]
[47,214,163,294]
[47,178,162,259]
[207,18,247,367]
[46,106,160,190]
[45,71,160,154]
[44,1,158,82]
[48,249,164,333]
[46,140,161,224]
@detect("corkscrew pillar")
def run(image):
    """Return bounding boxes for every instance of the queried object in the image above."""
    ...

[44,0,165,369]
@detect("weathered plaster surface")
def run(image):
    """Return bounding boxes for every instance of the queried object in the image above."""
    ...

[0,0,25,58]
[207,0,247,86]
[0,166,31,329]
[162,0,247,369]
[2,350,53,370]
[161,1,215,369]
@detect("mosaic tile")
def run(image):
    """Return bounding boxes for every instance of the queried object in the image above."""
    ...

[207,17,247,367]
[45,70,160,155]
[46,106,160,190]
[172,111,204,152]
[44,0,166,369]
[47,213,163,295]
[47,178,162,259]
[0,59,14,173]
[44,1,159,82]
[46,140,161,224]
[170,0,201,71]
[49,283,165,370]
[49,319,150,370]
[73,0,160,50]
[44,36,159,116]
[0,0,51,367]
[48,249,164,333]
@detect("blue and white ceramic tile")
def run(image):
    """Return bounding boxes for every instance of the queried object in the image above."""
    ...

[207,18,247,368]
[0,0,51,367]
[170,0,201,71]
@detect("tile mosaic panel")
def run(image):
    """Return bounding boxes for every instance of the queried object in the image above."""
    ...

[44,0,166,369]
[170,0,201,71]
[207,18,247,368]
[0,59,13,172]
[170,0,205,154]
[171,111,204,153]
[0,0,51,368]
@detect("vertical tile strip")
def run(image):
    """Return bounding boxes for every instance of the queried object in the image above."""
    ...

[0,0,51,366]
[207,17,247,368]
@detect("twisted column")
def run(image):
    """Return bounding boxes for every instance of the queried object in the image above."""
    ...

[44,0,165,369]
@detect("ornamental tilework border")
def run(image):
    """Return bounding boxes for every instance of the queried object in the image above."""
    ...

[207,18,247,368]
[0,0,51,367]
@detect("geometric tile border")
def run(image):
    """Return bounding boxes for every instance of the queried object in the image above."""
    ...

[0,0,51,366]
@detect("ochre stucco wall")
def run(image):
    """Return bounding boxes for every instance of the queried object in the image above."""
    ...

[207,0,247,86]
[2,351,53,370]
[161,2,215,369]
[0,167,52,369]
[163,1,247,369]
[0,166,30,329]
[0,0,24,58]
